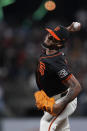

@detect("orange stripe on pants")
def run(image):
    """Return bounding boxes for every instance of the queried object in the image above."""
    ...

[48,116,58,131]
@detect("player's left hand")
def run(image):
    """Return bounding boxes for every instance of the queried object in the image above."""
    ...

[34,90,56,116]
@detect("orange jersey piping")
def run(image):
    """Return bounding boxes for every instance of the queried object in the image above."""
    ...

[39,52,62,60]
[62,74,73,83]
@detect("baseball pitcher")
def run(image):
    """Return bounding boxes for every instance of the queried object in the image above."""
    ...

[34,22,82,131]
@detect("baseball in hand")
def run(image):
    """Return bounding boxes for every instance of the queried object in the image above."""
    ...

[73,22,81,30]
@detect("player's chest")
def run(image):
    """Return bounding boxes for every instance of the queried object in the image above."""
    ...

[37,60,56,77]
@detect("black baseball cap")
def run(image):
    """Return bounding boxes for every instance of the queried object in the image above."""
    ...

[45,25,70,43]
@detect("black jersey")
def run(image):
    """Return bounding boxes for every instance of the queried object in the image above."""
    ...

[36,51,72,97]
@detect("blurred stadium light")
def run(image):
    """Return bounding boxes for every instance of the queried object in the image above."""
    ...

[0,8,4,19]
[32,0,48,21]
[32,0,56,21]
[0,0,15,19]
[44,0,56,11]
[0,0,15,6]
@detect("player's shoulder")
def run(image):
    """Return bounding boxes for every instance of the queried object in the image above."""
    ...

[39,51,66,64]
[54,52,68,68]
[55,52,66,61]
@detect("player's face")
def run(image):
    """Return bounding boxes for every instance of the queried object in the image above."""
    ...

[44,33,59,46]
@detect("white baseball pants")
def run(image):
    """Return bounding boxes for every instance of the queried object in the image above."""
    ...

[40,96,77,131]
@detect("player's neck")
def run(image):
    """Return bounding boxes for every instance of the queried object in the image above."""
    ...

[46,49,58,55]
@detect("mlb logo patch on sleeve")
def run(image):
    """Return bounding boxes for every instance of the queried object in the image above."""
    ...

[58,69,68,78]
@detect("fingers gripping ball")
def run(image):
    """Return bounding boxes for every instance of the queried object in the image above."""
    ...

[73,22,81,31]
[34,90,56,116]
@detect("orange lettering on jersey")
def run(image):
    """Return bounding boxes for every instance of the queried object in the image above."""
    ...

[39,61,45,76]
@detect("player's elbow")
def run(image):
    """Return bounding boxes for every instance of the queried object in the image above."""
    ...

[76,82,82,94]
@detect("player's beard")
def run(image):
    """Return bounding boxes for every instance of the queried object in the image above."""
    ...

[41,43,65,50]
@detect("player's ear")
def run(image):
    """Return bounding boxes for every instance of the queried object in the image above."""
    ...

[56,43,63,48]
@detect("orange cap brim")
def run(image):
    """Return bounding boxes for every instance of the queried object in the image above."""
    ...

[45,28,61,41]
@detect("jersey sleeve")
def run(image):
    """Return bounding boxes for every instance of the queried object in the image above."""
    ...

[55,57,72,82]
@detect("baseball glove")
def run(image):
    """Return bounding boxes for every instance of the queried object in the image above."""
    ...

[34,90,56,116]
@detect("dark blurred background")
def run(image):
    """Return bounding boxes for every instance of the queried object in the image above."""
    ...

[3,0,87,25]
[0,0,87,120]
